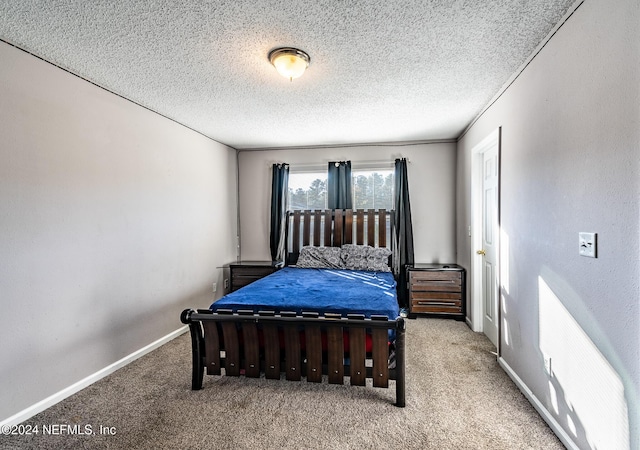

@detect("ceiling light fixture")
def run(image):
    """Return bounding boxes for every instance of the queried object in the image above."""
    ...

[268,47,310,81]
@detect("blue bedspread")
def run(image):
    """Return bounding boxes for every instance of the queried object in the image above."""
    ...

[211,267,399,319]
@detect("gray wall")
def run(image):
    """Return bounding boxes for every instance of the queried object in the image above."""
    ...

[237,143,457,263]
[0,42,238,421]
[456,0,639,448]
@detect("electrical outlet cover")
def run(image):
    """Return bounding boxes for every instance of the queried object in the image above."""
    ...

[579,232,597,258]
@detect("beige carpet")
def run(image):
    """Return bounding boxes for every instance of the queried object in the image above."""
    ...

[0,318,564,449]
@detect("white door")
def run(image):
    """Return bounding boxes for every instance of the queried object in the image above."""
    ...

[480,146,499,347]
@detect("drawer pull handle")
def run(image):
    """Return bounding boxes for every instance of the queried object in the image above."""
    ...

[415,301,459,307]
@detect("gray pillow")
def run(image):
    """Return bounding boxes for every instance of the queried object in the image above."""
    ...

[366,247,392,272]
[295,246,344,269]
[341,244,392,272]
[340,244,371,271]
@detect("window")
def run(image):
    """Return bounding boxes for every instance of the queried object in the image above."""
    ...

[352,169,394,210]
[288,171,327,210]
[287,166,394,211]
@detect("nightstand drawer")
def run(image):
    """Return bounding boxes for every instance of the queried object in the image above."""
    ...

[411,302,463,314]
[411,291,462,301]
[232,266,278,279]
[409,270,462,292]
[228,262,280,292]
[411,292,462,314]
[410,280,461,292]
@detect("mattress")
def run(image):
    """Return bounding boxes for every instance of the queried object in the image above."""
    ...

[210,267,399,320]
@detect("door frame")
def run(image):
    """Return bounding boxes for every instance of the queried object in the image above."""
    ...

[470,128,501,351]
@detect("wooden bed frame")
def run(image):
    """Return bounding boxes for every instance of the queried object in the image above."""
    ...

[180,208,406,407]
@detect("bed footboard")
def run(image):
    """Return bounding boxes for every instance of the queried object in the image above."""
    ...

[180,309,406,407]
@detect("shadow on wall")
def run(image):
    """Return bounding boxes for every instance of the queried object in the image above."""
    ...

[538,275,629,449]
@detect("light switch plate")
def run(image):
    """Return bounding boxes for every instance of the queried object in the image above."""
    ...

[579,232,597,258]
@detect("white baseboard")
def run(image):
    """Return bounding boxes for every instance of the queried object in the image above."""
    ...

[498,357,579,450]
[0,326,188,427]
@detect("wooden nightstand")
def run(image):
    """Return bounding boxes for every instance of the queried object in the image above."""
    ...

[227,261,280,292]
[406,264,466,320]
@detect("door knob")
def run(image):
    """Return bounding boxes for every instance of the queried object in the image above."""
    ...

[476,249,486,256]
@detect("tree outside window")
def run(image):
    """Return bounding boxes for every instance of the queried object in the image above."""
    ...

[288,172,327,210]
[352,169,394,210]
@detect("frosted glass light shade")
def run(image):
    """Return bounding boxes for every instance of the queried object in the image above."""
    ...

[269,48,310,81]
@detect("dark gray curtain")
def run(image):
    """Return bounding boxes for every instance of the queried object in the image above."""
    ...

[270,163,289,262]
[393,158,414,308]
[327,161,352,209]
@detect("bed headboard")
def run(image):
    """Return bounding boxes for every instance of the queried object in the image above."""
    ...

[286,209,393,266]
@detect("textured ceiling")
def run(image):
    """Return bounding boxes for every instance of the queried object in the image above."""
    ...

[0,1,576,149]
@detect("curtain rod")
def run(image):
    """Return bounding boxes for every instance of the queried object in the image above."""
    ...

[270,159,410,170]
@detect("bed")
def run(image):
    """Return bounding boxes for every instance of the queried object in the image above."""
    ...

[180,208,406,407]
